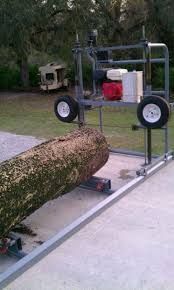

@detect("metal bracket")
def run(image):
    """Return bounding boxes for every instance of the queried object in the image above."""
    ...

[0,233,26,259]
[80,176,113,194]
[136,151,174,176]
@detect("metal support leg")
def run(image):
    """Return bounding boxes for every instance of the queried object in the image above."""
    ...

[144,129,148,165]
[74,35,85,127]
[147,128,152,164]
[99,106,103,133]
[165,126,169,154]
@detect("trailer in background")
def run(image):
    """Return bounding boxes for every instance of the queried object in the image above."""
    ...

[39,63,68,92]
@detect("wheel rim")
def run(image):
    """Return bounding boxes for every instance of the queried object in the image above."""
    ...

[57,101,70,118]
[143,104,161,123]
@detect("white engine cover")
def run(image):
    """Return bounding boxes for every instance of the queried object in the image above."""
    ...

[122,71,143,103]
[106,69,128,81]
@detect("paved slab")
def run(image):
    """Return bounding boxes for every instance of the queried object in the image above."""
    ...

[0,131,43,163]
[3,161,174,290]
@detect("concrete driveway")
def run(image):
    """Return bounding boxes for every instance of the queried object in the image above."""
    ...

[3,160,174,290]
[0,131,43,163]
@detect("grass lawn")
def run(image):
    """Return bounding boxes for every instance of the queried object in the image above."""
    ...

[0,91,173,154]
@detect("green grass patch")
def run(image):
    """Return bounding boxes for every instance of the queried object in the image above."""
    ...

[0,92,174,155]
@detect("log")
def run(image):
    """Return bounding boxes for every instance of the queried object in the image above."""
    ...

[0,128,109,238]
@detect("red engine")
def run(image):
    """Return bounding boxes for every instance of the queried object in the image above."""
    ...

[102,82,123,101]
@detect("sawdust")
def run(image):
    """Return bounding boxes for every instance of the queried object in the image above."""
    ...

[12,224,37,237]
[119,169,133,180]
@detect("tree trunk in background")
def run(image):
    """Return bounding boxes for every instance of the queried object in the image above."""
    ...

[0,128,109,238]
[19,56,29,88]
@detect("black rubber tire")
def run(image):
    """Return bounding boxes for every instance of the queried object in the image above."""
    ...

[137,96,170,129]
[54,96,79,123]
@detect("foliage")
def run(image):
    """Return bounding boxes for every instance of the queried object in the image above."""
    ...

[67,61,93,88]
[0,0,174,90]
[152,66,174,93]
[0,65,39,90]
[0,67,21,90]
[29,65,40,88]
[0,0,68,87]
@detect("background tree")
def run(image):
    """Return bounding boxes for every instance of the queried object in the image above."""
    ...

[0,0,174,89]
[0,0,68,87]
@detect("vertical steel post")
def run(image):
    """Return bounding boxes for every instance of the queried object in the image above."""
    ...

[148,43,170,156]
[164,45,170,154]
[144,129,148,165]
[147,128,152,164]
[144,41,152,164]
[142,27,148,165]
[99,106,103,133]
[74,34,85,127]
[86,48,97,96]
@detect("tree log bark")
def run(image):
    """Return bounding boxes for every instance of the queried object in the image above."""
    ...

[0,128,109,238]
